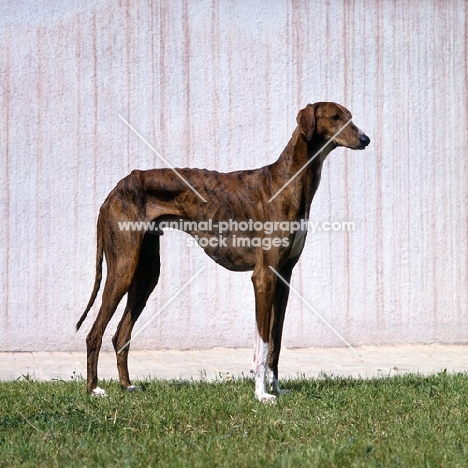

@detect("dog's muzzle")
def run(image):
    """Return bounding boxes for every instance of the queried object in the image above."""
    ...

[358,132,371,148]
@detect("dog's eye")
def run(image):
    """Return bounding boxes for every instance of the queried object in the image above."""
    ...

[332,115,340,121]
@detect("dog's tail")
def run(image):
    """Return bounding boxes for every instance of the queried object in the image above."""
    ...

[76,220,104,331]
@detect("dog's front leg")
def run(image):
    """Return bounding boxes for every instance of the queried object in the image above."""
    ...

[267,263,294,396]
[253,326,273,402]
[251,266,277,403]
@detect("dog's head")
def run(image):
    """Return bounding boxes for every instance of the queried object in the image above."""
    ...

[297,102,370,150]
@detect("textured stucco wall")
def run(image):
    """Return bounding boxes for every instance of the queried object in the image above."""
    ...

[1,0,467,351]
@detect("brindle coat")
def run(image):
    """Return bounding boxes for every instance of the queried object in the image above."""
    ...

[76,102,370,402]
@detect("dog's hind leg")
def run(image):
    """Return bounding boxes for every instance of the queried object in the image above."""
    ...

[112,234,161,391]
[86,237,141,396]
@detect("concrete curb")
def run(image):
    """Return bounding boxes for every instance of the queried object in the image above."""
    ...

[1,345,467,382]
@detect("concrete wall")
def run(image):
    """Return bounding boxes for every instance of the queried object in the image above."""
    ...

[1,0,467,351]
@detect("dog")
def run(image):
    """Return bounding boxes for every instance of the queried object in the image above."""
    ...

[76,102,370,402]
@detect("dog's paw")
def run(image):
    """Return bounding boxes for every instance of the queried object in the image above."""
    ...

[262,393,277,404]
[91,386,107,397]
[256,392,277,404]
[269,377,290,396]
[126,385,141,393]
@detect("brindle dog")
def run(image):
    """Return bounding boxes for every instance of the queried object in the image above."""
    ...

[77,102,370,402]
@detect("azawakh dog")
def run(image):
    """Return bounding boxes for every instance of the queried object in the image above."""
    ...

[76,102,370,402]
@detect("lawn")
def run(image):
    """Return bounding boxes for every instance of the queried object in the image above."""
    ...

[1,372,468,467]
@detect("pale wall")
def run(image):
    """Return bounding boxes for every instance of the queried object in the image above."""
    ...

[1,0,467,351]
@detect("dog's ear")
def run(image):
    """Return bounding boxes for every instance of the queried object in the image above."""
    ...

[296,104,316,141]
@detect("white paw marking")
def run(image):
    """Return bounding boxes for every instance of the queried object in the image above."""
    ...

[259,393,277,404]
[268,370,290,395]
[91,386,107,397]
[126,385,141,393]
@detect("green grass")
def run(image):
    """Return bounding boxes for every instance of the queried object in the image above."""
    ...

[1,372,468,467]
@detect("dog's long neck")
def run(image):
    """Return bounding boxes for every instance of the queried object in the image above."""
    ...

[268,127,335,219]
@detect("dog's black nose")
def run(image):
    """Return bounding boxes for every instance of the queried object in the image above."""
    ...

[359,134,370,147]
